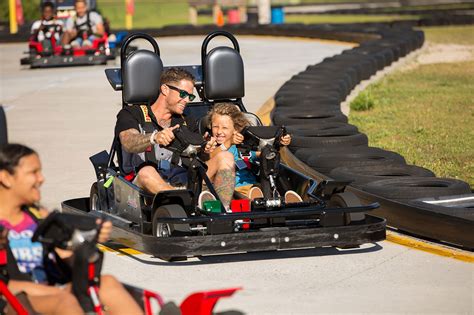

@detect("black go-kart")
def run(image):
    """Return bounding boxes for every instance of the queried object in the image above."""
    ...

[62,31,386,262]
[20,0,136,68]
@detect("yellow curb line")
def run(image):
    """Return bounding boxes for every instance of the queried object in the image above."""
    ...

[98,243,143,256]
[386,231,474,263]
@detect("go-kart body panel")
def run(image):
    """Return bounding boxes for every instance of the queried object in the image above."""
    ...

[62,197,385,257]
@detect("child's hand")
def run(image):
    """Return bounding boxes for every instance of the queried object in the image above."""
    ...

[280,134,291,146]
[233,132,244,145]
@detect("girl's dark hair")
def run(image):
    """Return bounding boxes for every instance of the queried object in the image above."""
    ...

[0,143,37,174]
[42,1,55,10]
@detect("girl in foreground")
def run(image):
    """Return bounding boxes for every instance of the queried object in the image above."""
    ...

[0,143,142,314]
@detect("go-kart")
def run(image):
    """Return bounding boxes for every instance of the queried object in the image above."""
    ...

[62,31,386,262]
[0,212,240,314]
[20,0,135,68]
[20,28,109,68]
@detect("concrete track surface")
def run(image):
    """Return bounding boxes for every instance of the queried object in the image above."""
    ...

[1,36,472,314]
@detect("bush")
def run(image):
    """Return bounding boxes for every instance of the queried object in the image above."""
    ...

[350,89,375,111]
[1,0,40,24]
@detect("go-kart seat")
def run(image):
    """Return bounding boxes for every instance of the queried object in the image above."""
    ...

[198,38,262,135]
[203,46,244,102]
[116,48,164,176]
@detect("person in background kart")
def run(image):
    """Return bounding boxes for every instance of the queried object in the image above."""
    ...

[207,103,302,203]
[30,2,63,43]
[62,0,105,47]
[0,143,143,315]
[115,67,236,210]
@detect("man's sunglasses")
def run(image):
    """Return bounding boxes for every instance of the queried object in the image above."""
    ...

[166,84,196,102]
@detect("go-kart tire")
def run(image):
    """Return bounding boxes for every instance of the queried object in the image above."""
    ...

[89,183,99,212]
[322,192,364,229]
[361,178,472,202]
[306,148,405,175]
[329,164,436,188]
[152,204,190,262]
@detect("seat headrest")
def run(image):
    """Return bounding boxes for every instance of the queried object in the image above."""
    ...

[123,50,163,105]
[204,47,244,100]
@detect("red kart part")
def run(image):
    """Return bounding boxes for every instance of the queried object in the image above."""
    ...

[230,199,250,230]
[0,281,28,315]
[180,287,241,315]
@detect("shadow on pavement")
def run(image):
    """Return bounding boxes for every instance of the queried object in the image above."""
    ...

[103,241,383,266]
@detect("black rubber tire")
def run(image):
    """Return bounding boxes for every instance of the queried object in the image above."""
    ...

[306,149,405,174]
[89,183,99,212]
[152,204,190,261]
[285,122,358,137]
[290,132,368,150]
[273,112,348,126]
[272,106,342,119]
[323,192,365,227]
[293,146,364,161]
[0,106,7,145]
[329,164,436,188]
[362,178,472,201]
[275,97,340,108]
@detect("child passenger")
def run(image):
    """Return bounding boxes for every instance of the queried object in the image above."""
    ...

[0,143,143,314]
[206,103,303,203]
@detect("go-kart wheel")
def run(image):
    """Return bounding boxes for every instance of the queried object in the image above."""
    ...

[327,192,364,249]
[89,183,99,212]
[328,191,364,222]
[152,204,190,262]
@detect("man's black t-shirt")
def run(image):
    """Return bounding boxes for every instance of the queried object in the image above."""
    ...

[115,104,197,137]
[114,104,198,174]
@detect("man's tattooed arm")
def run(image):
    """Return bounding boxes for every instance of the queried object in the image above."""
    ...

[119,129,151,153]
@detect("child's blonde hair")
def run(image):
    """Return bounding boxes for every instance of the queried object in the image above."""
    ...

[207,103,249,132]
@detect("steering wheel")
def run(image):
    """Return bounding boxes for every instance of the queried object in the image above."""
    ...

[166,126,207,158]
[32,211,99,251]
[238,125,287,152]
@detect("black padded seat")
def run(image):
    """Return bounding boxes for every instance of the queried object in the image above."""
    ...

[204,47,244,101]
[122,50,163,105]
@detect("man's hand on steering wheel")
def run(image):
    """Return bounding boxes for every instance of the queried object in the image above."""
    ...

[154,124,179,146]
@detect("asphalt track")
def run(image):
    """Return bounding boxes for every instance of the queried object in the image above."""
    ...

[1,36,472,314]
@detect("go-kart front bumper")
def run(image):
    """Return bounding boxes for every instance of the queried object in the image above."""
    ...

[22,54,108,68]
[62,198,386,258]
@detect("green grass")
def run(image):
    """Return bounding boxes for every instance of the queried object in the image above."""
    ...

[99,2,212,29]
[349,61,474,186]
[421,25,474,46]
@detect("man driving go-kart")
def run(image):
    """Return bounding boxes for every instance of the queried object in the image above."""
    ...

[115,67,236,210]
[62,0,105,47]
